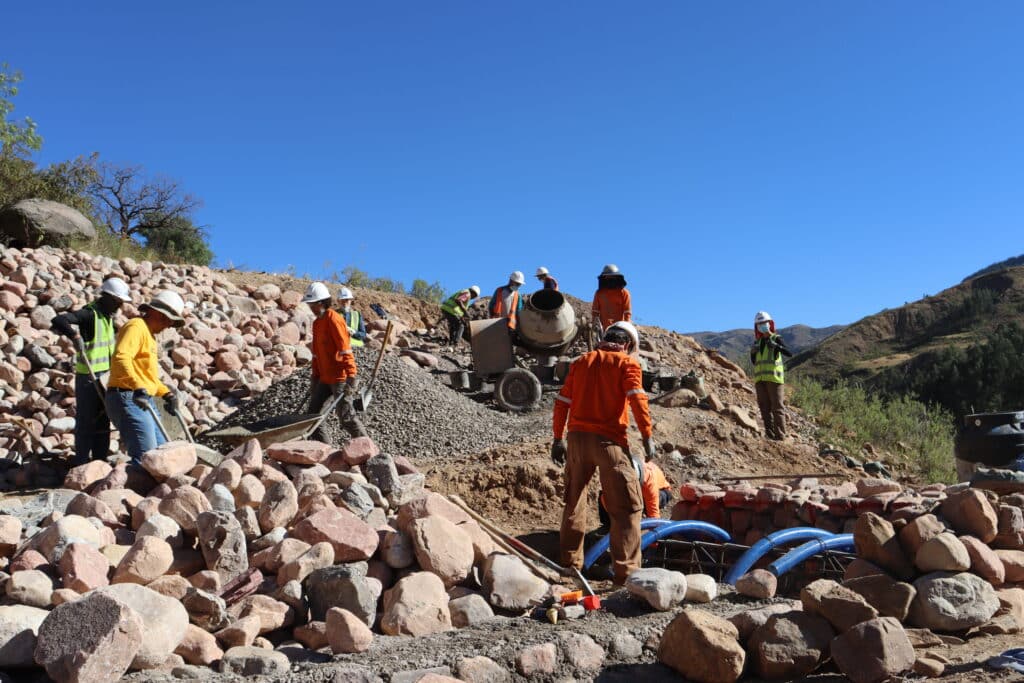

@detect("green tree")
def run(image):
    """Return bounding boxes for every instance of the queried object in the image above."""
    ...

[0,64,42,157]
[137,213,214,266]
[410,279,445,303]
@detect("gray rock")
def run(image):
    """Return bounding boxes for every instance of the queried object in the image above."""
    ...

[23,344,56,369]
[0,604,48,667]
[482,553,549,611]
[182,587,230,632]
[205,484,236,513]
[337,484,375,518]
[449,593,495,628]
[0,198,96,247]
[363,454,401,498]
[909,571,1000,631]
[610,633,644,659]
[625,568,688,611]
[196,510,248,584]
[306,562,377,625]
[29,305,56,330]
[34,592,142,682]
[219,646,290,675]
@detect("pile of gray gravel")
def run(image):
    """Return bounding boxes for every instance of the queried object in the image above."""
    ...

[207,347,550,460]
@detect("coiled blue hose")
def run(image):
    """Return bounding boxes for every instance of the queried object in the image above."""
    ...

[766,534,854,577]
[723,527,836,585]
[582,520,730,569]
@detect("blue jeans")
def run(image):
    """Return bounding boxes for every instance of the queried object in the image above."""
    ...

[105,389,166,462]
[74,373,111,464]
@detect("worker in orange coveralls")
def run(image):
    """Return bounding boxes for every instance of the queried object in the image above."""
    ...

[591,263,632,335]
[599,460,673,530]
[552,320,655,584]
[302,282,367,439]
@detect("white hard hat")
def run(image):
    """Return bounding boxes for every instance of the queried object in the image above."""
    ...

[143,290,186,326]
[509,271,526,285]
[605,320,639,350]
[754,311,773,325]
[600,264,621,277]
[337,286,354,301]
[99,277,131,303]
[302,282,331,303]
[469,285,481,298]
[535,267,549,277]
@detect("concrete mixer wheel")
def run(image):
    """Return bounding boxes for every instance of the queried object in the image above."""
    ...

[494,368,542,413]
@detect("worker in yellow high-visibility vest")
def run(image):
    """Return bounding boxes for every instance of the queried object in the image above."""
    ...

[749,311,793,440]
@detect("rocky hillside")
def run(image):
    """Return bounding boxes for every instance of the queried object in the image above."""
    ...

[963,253,1024,282]
[689,324,845,364]
[789,264,1024,387]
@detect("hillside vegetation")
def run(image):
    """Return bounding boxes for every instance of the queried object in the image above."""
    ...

[790,262,1024,418]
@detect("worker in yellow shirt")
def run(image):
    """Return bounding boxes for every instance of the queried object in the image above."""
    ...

[105,291,186,461]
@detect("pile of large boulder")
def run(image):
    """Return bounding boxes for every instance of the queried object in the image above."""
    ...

[670,475,1024,548]
[0,435,558,681]
[0,244,435,481]
[660,483,1024,682]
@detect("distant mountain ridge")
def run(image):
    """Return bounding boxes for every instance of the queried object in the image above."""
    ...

[689,324,845,363]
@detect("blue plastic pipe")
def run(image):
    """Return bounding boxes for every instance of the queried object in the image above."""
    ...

[766,534,855,577]
[582,520,730,569]
[723,527,836,585]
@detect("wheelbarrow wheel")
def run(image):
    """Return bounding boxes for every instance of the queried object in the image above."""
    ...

[494,368,542,413]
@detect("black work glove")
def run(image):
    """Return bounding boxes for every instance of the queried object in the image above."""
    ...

[132,389,151,410]
[550,439,567,466]
[163,391,179,416]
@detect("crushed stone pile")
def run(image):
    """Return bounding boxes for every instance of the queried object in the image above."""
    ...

[207,346,550,460]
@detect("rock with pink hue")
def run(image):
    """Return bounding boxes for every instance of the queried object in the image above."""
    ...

[112,536,174,585]
[658,609,746,683]
[339,436,379,467]
[736,569,777,599]
[326,607,373,654]
[214,615,261,648]
[65,493,120,527]
[64,460,113,491]
[831,617,915,683]
[0,515,22,556]
[277,541,334,585]
[58,542,110,593]
[140,441,198,481]
[226,594,294,634]
[158,485,211,534]
[92,583,189,670]
[227,439,263,475]
[396,492,473,533]
[996,549,1024,583]
[266,440,332,466]
[257,480,299,533]
[275,321,301,345]
[898,514,946,555]
[408,516,475,588]
[174,623,224,666]
[381,572,452,636]
[234,475,266,509]
[941,489,998,543]
[516,642,558,677]
[291,507,379,562]
[148,575,192,600]
[30,514,106,562]
[34,591,144,683]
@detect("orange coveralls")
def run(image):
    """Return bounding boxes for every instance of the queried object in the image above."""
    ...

[553,348,652,583]
[591,288,632,330]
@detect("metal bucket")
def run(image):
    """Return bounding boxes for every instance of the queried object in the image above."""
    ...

[642,371,658,392]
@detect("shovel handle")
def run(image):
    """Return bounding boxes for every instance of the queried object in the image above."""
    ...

[144,403,172,443]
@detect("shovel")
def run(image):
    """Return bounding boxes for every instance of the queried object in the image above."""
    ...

[354,319,394,413]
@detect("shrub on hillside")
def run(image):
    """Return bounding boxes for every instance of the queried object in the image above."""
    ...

[789,376,955,483]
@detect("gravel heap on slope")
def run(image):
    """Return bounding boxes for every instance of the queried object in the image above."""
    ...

[208,346,550,460]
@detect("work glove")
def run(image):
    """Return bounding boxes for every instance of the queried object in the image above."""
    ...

[132,388,151,411]
[643,438,657,460]
[344,377,359,398]
[163,391,179,417]
[550,439,567,466]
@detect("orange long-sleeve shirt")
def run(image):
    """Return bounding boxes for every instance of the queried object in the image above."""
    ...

[553,348,652,449]
[310,309,357,383]
[592,288,632,329]
[602,461,672,517]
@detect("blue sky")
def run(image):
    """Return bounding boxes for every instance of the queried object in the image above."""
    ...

[4,2,1022,332]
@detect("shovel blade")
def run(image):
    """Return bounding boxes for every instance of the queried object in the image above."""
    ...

[354,387,373,412]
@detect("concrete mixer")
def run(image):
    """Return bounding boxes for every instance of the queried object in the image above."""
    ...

[467,289,583,412]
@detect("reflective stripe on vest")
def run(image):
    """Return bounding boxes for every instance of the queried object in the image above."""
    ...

[441,290,470,317]
[344,309,364,348]
[75,304,115,374]
[490,287,519,329]
[754,338,785,384]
